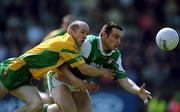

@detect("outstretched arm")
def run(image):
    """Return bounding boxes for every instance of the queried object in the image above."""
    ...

[118,78,152,104]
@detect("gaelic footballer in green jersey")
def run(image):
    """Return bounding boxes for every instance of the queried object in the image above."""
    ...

[71,35,126,80]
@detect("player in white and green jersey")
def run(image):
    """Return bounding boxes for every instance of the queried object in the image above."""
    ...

[72,34,126,80]
[47,22,152,112]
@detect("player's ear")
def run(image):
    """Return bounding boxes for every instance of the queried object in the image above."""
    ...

[68,29,75,37]
[102,32,107,38]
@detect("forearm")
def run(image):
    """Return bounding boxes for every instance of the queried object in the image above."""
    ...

[62,68,80,82]
[58,65,83,84]
[119,78,152,103]
[78,63,103,77]
[118,78,140,95]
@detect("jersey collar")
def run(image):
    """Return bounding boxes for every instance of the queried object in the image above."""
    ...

[65,33,80,50]
[65,33,75,43]
[97,36,115,56]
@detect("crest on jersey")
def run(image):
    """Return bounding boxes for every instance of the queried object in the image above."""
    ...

[107,58,115,64]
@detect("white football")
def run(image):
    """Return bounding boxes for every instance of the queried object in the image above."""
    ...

[156,27,179,51]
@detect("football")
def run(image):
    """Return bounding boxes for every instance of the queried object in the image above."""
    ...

[156,27,179,51]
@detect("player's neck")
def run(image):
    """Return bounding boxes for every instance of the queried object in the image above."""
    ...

[101,38,110,52]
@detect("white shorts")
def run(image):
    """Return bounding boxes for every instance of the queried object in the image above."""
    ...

[47,71,78,93]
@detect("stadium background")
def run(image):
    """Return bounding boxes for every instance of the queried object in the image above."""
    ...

[0,0,180,112]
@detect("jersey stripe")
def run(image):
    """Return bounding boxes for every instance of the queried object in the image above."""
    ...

[23,50,59,68]
[68,55,84,64]
[61,48,77,54]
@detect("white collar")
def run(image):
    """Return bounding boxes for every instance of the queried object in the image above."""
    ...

[98,36,115,56]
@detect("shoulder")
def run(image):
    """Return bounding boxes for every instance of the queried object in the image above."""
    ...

[43,34,76,51]
[82,34,99,50]
[114,48,121,56]
[81,35,99,58]
[86,35,98,42]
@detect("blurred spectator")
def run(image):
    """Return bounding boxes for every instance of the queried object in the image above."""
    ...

[168,91,180,112]
[165,0,180,27]
[26,17,44,46]
[147,92,167,112]
[4,16,25,57]
[0,42,8,61]
[42,14,75,41]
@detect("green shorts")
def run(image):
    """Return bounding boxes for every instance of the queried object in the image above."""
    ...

[0,62,32,91]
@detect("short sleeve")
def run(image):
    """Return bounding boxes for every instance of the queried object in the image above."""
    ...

[60,45,85,68]
[81,39,92,58]
[114,56,127,79]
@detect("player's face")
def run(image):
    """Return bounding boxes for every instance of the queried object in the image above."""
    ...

[74,25,89,47]
[105,28,123,50]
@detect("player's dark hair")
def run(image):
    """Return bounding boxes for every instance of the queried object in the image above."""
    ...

[100,22,123,37]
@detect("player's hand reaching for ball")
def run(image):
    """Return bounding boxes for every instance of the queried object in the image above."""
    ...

[138,83,152,104]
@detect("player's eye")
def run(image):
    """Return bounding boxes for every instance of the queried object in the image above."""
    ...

[113,35,119,39]
[81,31,85,34]
[81,30,88,35]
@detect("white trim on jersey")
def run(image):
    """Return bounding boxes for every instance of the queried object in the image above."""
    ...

[97,36,115,56]
[116,56,125,72]
[81,39,91,58]
[81,36,125,73]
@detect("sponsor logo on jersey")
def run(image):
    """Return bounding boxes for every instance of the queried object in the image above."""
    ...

[107,58,115,64]
[90,62,102,69]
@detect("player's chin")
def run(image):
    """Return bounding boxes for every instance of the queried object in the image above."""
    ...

[80,41,85,45]
[78,42,83,47]
[112,46,117,50]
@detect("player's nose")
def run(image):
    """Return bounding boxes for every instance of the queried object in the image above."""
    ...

[81,36,86,43]
[117,39,120,46]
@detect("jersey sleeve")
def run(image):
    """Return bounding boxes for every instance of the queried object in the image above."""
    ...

[81,39,92,58]
[60,45,85,68]
[113,56,127,79]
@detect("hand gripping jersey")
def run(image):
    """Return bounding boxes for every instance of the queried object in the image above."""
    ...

[71,35,126,80]
[0,33,85,90]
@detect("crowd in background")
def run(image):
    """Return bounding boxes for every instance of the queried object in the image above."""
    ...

[0,0,180,112]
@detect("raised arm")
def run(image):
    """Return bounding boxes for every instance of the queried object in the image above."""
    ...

[118,78,152,103]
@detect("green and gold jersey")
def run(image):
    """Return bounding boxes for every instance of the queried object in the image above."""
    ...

[72,35,126,80]
[2,33,85,80]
